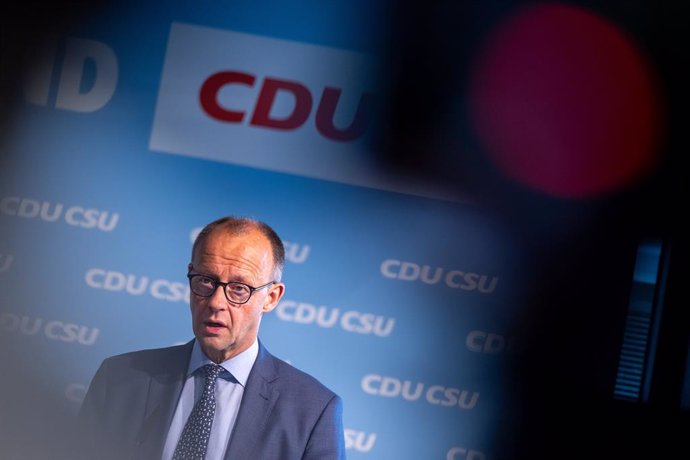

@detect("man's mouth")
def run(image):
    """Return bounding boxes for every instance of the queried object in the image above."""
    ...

[204,320,226,328]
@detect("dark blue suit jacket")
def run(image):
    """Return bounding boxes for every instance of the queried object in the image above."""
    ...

[78,340,345,459]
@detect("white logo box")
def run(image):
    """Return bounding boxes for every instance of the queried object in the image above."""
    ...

[150,23,462,201]
[150,24,381,182]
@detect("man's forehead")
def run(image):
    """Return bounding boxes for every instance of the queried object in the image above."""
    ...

[196,227,270,257]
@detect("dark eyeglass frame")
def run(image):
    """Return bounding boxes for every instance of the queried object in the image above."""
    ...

[187,272,276,305]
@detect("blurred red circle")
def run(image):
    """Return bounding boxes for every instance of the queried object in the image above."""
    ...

[469,3,663,198]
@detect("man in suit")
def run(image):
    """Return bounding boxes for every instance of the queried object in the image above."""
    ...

[78,217,345,459]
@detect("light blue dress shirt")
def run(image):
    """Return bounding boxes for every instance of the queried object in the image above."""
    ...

[161,339,259,460]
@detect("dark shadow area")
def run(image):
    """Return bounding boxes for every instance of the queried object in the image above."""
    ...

[2,3,112,458]
[377,1,690,459]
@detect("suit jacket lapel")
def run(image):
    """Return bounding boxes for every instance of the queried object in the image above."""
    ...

[135,340,193,460]
[224,341,280,460]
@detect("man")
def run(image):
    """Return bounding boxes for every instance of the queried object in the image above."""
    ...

[78,217,345,459]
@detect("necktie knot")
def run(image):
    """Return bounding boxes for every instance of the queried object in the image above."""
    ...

[203,363,223,384]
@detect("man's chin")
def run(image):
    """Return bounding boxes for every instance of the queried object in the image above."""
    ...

[197,336,234,360]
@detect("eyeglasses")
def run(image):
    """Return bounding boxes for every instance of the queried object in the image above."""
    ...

[187,273,276,305]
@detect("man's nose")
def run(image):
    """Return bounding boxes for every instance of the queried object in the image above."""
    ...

[207,284,229,310]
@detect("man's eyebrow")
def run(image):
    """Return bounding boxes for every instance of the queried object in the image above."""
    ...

[191,265,257,284]
[228,275,253,285]
[206,272,253,285]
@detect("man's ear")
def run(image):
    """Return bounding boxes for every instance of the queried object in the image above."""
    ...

[262,283,285,313]
[187,262,193,272]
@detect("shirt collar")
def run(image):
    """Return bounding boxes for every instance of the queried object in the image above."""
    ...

[188,339,258,387]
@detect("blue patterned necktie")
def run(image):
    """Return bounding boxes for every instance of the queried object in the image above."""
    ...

[172,363,224,460]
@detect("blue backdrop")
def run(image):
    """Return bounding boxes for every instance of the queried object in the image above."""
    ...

[0,2,525,459]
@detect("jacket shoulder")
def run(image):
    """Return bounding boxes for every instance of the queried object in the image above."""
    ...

[103,342,191,363]
[96,341,192,381]
[262,349,339,402]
